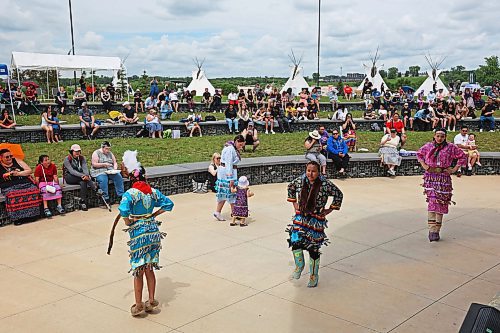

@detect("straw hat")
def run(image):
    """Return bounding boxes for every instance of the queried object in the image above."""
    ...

[309,130,321,140]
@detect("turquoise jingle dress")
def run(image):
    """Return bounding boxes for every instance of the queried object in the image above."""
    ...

[118,184,174,276]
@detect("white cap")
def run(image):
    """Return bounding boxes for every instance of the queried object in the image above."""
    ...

[70,144,81,151]
[122,101,130,106]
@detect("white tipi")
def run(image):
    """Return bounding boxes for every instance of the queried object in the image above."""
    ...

[281,50,310,95]
[186,58,215,96]
[357,48,388,93]
[416,54,449,96]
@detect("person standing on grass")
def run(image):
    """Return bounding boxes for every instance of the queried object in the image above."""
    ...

[416,128,466,242]
[286,161,343,288]
[213,135,245,221]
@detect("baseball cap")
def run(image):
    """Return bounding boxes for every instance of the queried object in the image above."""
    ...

[70,144,81,151]
[122,101,130,106]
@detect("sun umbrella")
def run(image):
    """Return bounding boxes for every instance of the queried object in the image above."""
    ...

[22,81,39,88]
[402,86,415,92]
[465,83,480,90]
[0,143,25,160]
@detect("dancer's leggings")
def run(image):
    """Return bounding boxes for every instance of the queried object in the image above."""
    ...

[292,244,320,260]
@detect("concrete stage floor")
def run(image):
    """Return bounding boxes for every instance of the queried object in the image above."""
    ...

[0,176,499,333]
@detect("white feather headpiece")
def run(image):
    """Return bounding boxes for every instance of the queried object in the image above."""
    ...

[122,150,141,174]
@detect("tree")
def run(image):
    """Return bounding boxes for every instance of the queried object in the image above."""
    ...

[379,69,387,78]
[312,72,320,82]
[404,71,410,77]
[442,65,468,87]
[387,67,399,79]
[408,65,420,77]
[475,56,500,86]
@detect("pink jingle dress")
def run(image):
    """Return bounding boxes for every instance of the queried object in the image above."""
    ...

[416,142,466,214]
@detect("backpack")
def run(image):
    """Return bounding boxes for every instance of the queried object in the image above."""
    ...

[163,129,172,138]
[370,123,381,131]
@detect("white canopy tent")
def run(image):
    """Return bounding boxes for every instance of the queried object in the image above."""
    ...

[10,51,125,101]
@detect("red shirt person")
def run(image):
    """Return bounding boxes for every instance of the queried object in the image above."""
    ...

[385,113,407,145]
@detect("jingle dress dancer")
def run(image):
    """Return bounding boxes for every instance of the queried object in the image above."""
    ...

[417,128,466,242]
[213,135,245,221]
[118,164,174,316]
[286,161,343,287]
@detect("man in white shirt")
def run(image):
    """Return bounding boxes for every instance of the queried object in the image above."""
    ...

[453,125,470,175]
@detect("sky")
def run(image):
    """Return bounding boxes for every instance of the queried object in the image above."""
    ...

[1,0,499,78]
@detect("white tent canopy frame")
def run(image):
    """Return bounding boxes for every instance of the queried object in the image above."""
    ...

[10,51,125,102]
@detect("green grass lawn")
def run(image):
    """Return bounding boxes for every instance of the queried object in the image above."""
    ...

[20,131,500,169]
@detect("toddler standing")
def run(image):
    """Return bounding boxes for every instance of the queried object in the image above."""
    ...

[230,176,254,227]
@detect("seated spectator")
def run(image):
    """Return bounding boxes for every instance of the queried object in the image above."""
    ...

[133,89,144,113]
[186,90,196,112]
[299,88,309,107]
[385,113,406,146]
[202,88,212,110]
[241,122,259,152]
[225,104,239,134]
[185,114,202,137]
[427,90,436,104]
[50,109,62,142]
[304,130,327,175]
[327,87,339,111]
[343,84,353,101]
[263,107,275,134]
[25,85,37,104]
[63,144,100,211]
[210,89,222,113]
[78,102,100,139]
[388,104,397,118]
[363,104,377,120]
[318,125,329,154]
[326,129,349,174]
[121,101,139,124]
[378,104,388,121]
[169,89,179,112]
[331,107,347,121]
[144,95,157,111]
[413,107,432,131]
[455,101,467,122]
[73,87,87,107]
[379,129,401,176]
[145,109,163,138]
[274,105,291,133]
[400,102,413,130]
[13,87,23,110]
[0,109,16,129]
[0,148,42,225]
[466,132,481,173]
[341,113,357,152]
[41,105,58,143]
[34,154,65,217]
[55,86,67,114]
[308,103,319,120]
[434,101,447,129]
[445,102,456,132]
[207,153,221,192]
[480,97,496,132]
[100,87,112,112]
[296,102,308,121]
[106,82,115,101]
[90,141,124,204]
[237,103,251,130]
[285,103,298,123]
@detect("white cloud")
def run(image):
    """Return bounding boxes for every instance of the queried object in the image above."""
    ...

[80,31,104,50]
[1,0,498,77]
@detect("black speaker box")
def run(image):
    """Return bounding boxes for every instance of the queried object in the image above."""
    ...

[459,303,500,333]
